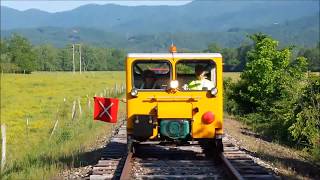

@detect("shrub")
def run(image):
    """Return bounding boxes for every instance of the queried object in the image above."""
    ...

[289,76,320,160]
[226,33,313,146]
[231,33,307,115]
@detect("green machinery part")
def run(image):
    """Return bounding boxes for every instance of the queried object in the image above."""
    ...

[160,120,190,140]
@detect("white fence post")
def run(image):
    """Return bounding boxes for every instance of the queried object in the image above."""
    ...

[110,88,114,97]
[26,118,29,143]
[121,83,124,94]
[78,98,82,117]
[1,124,6,171]
[88,97,91,112]
[115,83,118,95]
[71,100,77,120]
[50,120,59,139]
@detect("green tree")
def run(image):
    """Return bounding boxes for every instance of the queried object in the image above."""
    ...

[289,76,320,160]
[81,45,103,71]
[231,33,307,114]
[203,43,222,53]
[108,48,126,71]
[6,34,36,73]
[0,39,11,72]
[222,48,239,66]
[34,44,58,71]
[57,47,72,71]
[236,42,252,71]
[298,44,320,72]
[228,33,308,141]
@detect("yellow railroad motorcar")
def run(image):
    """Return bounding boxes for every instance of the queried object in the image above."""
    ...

[126,49,223,153]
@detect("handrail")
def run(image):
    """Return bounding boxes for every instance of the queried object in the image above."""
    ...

[143,96,201,102]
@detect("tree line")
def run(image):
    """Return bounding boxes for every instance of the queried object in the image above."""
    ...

[224,33,320,161]
[0,34,126,73]
[204,41,320,72]
[0,33,319,73]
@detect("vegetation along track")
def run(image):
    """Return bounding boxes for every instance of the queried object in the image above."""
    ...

[89,122,277,180]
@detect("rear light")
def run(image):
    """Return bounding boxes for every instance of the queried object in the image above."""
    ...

[202,111,215,124]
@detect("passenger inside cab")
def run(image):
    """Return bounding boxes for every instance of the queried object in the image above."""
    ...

[140,70,160,89]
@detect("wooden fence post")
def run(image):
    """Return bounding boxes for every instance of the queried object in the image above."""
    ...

[50,119,59,139]
[71,100,77,120]
[87,96,91,117]
[110,88,114,97]
[78,98,82,117]
[1,124,6,171]
[121,83,124,94]
[26,117,29,142]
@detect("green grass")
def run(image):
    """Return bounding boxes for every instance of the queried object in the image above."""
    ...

[0,71,126,179]
[223,72,240,81]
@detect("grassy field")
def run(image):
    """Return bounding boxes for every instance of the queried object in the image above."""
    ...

[222,72,319,81]
[223,72,240,81]
[0,71,126,179]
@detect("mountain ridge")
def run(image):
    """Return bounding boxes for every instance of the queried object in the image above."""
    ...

[1,13,318,51]
[1,1,319,32]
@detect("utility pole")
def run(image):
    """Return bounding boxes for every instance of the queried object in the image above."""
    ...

[79,44,82,74]
[72,44,75,74]
[71,43,82,74]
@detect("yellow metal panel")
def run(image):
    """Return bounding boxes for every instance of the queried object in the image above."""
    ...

[158,102,192,118]
[126,55,224,139]
[150,121,158,139]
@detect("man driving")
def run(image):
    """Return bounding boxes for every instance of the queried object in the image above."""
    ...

[187,65,214,90]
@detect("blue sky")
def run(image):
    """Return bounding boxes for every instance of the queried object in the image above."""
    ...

[1,1,192,12]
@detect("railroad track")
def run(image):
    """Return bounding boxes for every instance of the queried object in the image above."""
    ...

[89,123,276,180]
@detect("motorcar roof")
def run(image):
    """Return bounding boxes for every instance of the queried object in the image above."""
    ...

[127,53,222,59]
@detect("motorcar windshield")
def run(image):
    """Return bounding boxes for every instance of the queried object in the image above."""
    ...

[176,60,216,91]
[132,60,171,90]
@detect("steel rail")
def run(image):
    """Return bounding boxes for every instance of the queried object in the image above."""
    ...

[119,152,133,180]
[220,153,244,180]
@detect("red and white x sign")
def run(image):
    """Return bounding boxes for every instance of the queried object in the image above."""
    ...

[94,97,119,123]
[98,101,113,119]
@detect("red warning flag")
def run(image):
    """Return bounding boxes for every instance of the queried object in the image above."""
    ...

[94,97,119,123]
